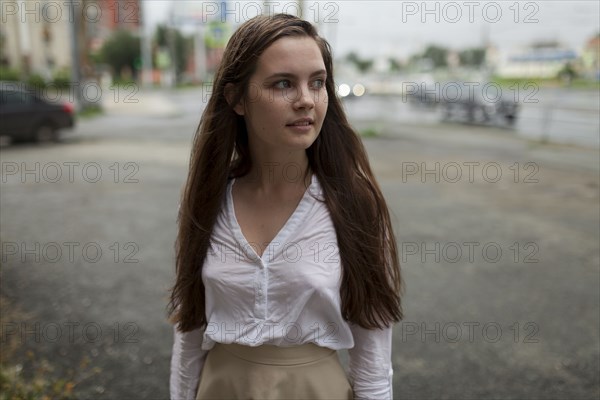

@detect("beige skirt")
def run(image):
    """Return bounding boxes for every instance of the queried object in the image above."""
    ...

[195,342,353,400]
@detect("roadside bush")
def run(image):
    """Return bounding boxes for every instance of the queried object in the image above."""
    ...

[0,67,21,81]
[26,74,46,89]
[52,68,71,89]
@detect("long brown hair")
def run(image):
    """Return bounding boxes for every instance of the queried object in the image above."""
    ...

[168,13,404,333]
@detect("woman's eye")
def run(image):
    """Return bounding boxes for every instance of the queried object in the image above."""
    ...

[274,80,291,89]
[312,79,325,89]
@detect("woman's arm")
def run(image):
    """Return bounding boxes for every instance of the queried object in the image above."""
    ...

[348,323,394,399]
[169,324,209,400]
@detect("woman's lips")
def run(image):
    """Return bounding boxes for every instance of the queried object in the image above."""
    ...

[286,117,314,126]
[286,123,313,132]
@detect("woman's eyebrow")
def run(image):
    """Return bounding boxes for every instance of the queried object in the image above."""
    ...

[264,69,327,80]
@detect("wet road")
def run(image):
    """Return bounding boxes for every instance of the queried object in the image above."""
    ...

[1,87,598,399]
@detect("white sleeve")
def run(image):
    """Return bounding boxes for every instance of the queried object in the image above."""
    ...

[169,323,209,400]
[347,323,394,399]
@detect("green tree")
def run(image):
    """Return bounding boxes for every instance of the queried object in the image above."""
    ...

[155,24,191,81]
[388,57,403,72]
[422,45,448,68]
[99,30,140,81]
[345,51,373,73]
[558,62,577,85]
[459,48,486,66]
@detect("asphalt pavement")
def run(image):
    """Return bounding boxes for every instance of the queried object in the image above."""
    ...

[1,88,598,399]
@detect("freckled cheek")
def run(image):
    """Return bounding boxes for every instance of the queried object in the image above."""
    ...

[254,100,279,123]
[317,95,328,121]
[257,104,286,131]
[316,90,328,104]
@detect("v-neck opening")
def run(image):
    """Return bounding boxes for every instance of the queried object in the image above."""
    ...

[227,174,316,263]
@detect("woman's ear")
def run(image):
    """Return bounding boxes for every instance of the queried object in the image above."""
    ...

[224,83,245,116]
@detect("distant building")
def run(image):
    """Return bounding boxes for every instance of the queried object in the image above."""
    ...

[580,34,600,81]
[496,41,578,79]
[1,1,72,78]
[484,44,500,71]
[0,0,140,80]
[88,0,141,53]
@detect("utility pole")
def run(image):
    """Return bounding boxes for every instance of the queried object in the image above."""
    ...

[68,0,82,110]
[194,26,207,83]
[140,0,153,88]
[168,8,177,87]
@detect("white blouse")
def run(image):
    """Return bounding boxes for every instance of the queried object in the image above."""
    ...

[170,174,394,399]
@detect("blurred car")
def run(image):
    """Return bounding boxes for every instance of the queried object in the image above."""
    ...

[405,83,439,107]
[440,81,519,126]
[0,81,75,143]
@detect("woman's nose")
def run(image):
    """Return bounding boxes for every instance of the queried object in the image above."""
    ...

[293,86,315,110]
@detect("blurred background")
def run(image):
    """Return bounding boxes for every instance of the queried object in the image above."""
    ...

[0,1,598,399]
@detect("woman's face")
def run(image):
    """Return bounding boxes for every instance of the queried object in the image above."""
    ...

[233,36,328,154]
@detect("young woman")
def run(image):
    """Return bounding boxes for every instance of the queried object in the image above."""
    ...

[168,13,404,400]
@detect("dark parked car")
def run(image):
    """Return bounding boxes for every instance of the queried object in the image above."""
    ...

[440,81,519,126]
[0,81,75,143]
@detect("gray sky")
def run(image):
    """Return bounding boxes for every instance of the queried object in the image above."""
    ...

[144,0,600,59]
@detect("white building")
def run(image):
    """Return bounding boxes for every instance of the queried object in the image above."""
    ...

[496,42,577,79]
[0,0,141,80]
[1,1,72,78]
